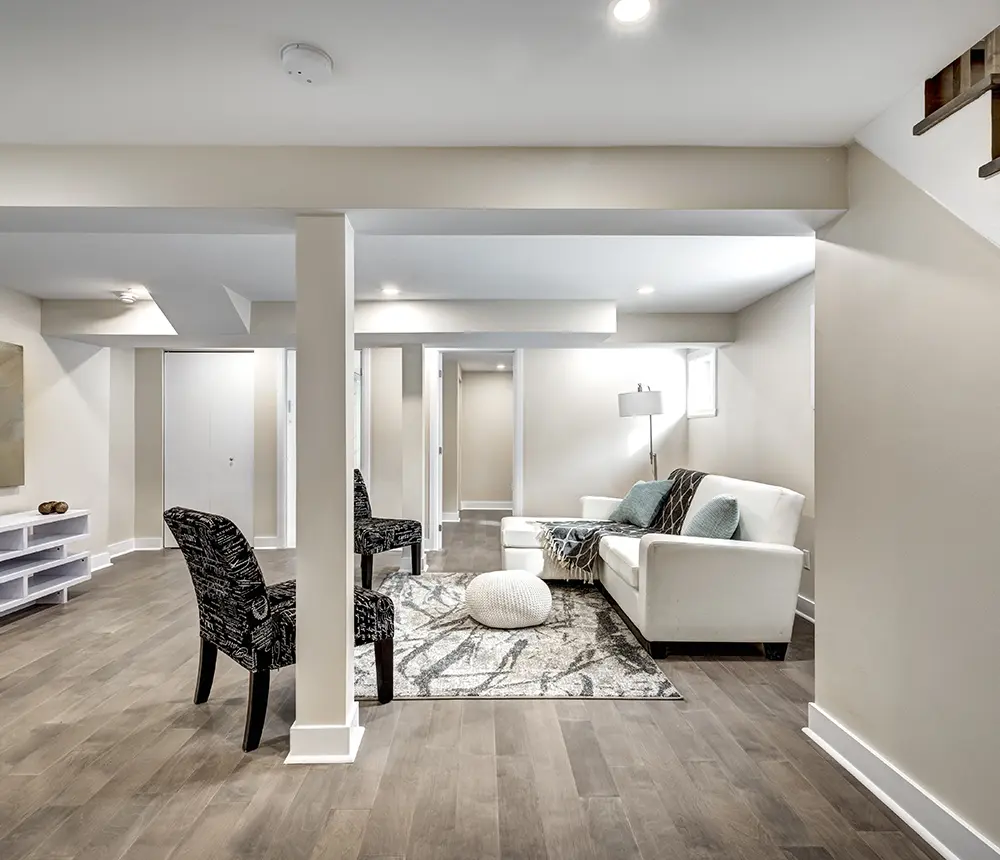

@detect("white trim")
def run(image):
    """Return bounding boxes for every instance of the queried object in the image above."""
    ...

[286,705,364,764]
[442,511,460,523]
[90,552,112,572]
[462,500,514,510]
[108,539,135,559]
[254,536,281,550]
[795,594,815,623]
[805,704,1000,860]
[134,537,164,551]
[512,348,525,517]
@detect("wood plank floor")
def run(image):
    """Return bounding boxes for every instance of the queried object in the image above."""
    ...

[0,512,940,860]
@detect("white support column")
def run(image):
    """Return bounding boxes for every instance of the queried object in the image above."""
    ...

[400,345,425,572]
[287,215,361,764]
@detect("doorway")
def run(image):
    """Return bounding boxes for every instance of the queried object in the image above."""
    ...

[163,351,255,548]
[437,350,521,530]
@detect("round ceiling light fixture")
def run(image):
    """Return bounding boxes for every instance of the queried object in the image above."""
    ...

[496,363,507,371]
[381,284,400,297]
[611,0,653,25]
[280,43,334,86]
[637,284,655,295]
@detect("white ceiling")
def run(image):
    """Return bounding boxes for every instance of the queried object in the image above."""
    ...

[1,0,998,146]
[443,351,515,373]
[0,232,814,312]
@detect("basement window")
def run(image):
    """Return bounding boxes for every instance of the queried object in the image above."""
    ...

[686,349,717,418]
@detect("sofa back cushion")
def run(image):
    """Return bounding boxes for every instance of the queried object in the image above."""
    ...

[684,475,804,545]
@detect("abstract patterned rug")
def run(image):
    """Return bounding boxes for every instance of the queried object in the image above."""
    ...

[354,571,682,700]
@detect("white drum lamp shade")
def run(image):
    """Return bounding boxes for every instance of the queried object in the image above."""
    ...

[618,389,665,418]
[619,386,666,479]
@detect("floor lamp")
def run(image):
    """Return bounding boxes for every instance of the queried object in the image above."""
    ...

[618,384,666,480]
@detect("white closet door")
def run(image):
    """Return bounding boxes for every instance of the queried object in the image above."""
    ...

[163,352,255,548]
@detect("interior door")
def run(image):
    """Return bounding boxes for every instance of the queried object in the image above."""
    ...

[163,352,255,548]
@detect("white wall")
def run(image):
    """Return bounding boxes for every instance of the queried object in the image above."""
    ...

[368,347,403,518]
[459,371,513,506]
[856,80,1000,253]
[688,275,815,598]
[815,143,1000,849]
[0,287,114,559]
[522,348,687,516]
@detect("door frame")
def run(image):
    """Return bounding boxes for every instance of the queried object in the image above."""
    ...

[432,348,525,537]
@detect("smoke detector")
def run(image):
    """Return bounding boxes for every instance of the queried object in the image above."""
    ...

[280,43,334,86]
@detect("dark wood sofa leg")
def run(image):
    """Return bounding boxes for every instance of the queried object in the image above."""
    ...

[410,542,421,576]
[375,637,394,704]
[194,639,218,705]
[763,643,789,661]
[361,554,374,590]
[243,670,270,752]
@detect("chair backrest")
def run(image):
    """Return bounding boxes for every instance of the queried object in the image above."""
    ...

[354,469,372,521]
[163,506,271,666]
[684,475,805,545]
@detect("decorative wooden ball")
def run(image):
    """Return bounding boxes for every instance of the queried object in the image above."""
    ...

[38,501,56,515]
[53,501,69,514]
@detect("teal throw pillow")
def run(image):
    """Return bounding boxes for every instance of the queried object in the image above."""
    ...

[608,479,674,528]
[682,494,740,539]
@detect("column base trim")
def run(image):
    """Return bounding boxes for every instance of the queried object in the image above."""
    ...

[286,703,364,764]
[805,703,1000,860]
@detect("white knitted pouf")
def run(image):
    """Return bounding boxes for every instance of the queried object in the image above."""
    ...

[465,570,552,629]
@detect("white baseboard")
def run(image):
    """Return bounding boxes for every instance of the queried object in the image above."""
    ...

[134,537,164,551]
[254,536,281,550]
[286,704,364,764]
[461,500,514,511]
[442,511,460,523]
[796,594,815,623]
[108,539,134,559]
[805,703,1000,860]
[90,552,112,573]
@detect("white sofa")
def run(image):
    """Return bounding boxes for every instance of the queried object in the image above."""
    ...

[501,474,806,659]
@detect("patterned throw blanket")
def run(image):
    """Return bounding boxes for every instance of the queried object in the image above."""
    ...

[536,468,706,583]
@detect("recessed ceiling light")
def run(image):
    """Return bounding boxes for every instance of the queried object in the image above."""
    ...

[637,285,655,295]
[611,0,653,25]
[114,290,137,305]
[381,284,400,296]
[496,363,507,370]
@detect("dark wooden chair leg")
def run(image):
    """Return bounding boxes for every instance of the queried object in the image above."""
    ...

[410,542,421,576]
[648,641,668,659]
[361,554,374,590]
[194,638,218,705]
[763,642,789,661]
[374,637,394,704]
[243,670,270,752]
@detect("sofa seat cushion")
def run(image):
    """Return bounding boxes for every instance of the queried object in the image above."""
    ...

[598,536,641,589]
[501,516,580,549]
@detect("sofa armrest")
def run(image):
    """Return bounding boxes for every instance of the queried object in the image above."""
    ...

[636,534,804,642]
[580,496,621,520]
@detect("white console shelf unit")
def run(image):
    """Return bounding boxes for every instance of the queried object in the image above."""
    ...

[0,510,91,617]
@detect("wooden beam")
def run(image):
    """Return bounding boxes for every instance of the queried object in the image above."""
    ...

[959,50,973,92]
[986,27,1000,74]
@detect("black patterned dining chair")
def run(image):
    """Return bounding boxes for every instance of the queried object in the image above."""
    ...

[164,506,395,752]
[354,469,423,589]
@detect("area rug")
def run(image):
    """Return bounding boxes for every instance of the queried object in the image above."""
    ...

[354,571,682,700]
